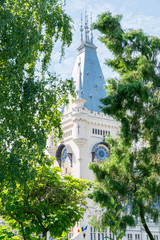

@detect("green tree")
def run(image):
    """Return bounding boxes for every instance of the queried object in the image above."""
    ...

[0,1,90,239]
[90,196,127,240]
[0,159,91,240]
[0,0,74,185]
[0,225,19,240]
[90,11,160,240]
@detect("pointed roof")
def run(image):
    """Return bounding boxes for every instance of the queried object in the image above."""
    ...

[72,13,106,112]
[63,13,106,114]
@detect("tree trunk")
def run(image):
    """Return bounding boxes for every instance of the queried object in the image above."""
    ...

[42,229,48,240]
[19,222,26,240]
[142,221,155,240]
[138,203,154,240]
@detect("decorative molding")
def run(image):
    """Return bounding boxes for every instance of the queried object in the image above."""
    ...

[73,138,87,148]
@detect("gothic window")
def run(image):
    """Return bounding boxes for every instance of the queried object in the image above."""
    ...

[135,234,140,239]
[98,230,100,240]
[61,147,68,163]
[90,227,96,240]
[56,144,73,169]
[90,227,93,240]
[94,228,96,240]
[154,236,158,240]
[90,228,110,240]
[101,232,104,240]
[92,128,110,136]
[104,229,108,239]
[127,234,132,240]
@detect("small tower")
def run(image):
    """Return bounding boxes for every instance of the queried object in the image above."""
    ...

[49,13,120,240]
[63,11,106,114]
[90,13,93,44]
[80,14,83,42]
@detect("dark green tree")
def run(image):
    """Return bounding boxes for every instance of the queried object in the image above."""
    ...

[90,11,160,240]
[0,0,74,185]
[90,196,127,240]
[0,160,91,240]
[0,1,90,239]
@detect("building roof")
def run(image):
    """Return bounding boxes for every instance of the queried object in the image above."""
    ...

[63,13,106,114]
[72,39,106,112]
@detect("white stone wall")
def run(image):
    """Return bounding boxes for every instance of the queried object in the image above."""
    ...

[47,102,160,240]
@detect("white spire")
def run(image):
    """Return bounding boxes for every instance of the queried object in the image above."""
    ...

[80,12,94,44]
[77,58,82,98]
[90,12,93,43]
[72,27,106,112]
[80,13,83,42]
[84,11,90,42]
[62,13,105,114]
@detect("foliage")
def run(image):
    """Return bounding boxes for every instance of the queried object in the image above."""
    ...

[90,196,127,240]
[90,11,160,240]
[0,0,74,185]
[0,225,20,240]
[0,0,89,239]
[0,159,92,239]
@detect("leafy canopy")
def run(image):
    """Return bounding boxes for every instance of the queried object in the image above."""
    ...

[0,0,74,185]
[0,1,90,239]
[90,11,160,240]
[0,159,92,239]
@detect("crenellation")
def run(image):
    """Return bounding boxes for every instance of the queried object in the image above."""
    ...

[64,106,116,123]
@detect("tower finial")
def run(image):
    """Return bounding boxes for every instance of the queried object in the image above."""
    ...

[84,10,89,42]
[90,12,93,43]
[80,13,83,42]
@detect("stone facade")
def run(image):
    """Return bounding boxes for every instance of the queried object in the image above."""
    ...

[47,22,160,240]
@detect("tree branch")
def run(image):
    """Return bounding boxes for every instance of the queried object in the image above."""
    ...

[138,203,154,240]
[9,213,26,240]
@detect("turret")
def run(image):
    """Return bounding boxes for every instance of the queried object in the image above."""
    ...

[72,11,106,112]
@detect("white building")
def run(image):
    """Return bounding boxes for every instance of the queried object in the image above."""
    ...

[47,17,160,240]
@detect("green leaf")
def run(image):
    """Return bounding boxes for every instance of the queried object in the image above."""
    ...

[110,197,114,205]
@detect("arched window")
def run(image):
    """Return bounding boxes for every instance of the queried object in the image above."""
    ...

[91,142,109,163]
[56,144,73,168]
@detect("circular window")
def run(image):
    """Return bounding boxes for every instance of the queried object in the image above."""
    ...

[95,144,109,162]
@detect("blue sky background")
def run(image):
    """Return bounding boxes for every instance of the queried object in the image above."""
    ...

[50,0,160,80]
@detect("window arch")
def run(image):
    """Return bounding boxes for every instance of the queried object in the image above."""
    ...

[91,142,109,162]
[56,144,73,167]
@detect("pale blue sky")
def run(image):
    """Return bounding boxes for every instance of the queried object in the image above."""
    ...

[50,0,160,80]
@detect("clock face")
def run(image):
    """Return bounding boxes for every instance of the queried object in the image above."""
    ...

[61,148,68,163]
[95,145,109,161]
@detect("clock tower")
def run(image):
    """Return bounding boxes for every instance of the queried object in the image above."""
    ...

[47,13,120,240]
